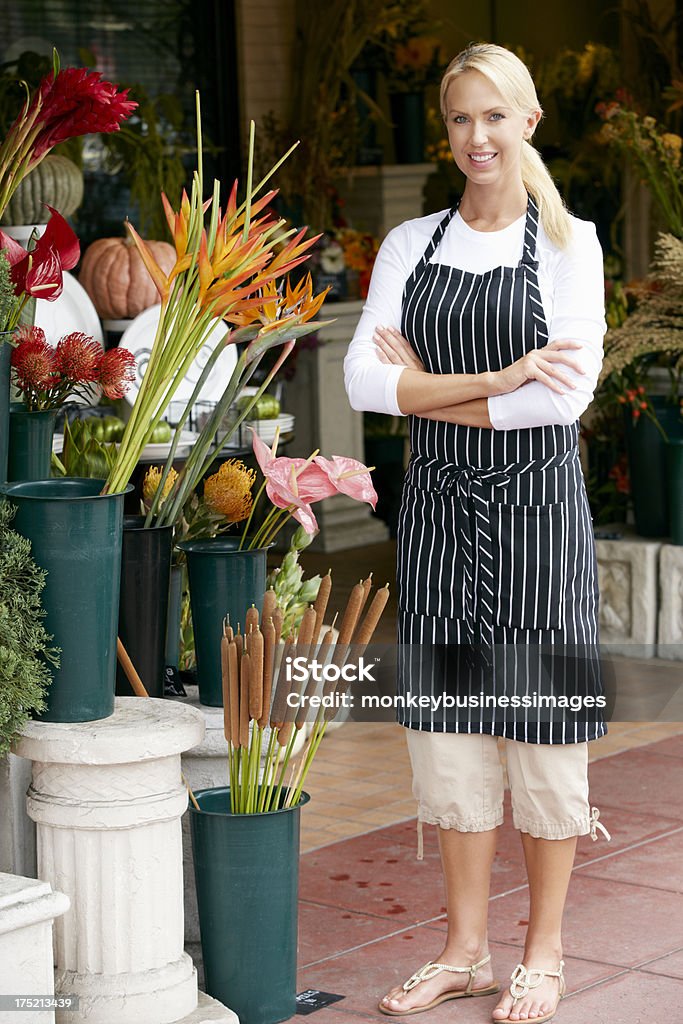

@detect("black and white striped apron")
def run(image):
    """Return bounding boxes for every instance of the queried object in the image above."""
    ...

[396,197,605,744]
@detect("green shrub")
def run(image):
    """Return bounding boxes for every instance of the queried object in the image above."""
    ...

[0,499,58,754]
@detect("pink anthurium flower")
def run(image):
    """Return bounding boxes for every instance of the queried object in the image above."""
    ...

[250,429,320,534]
[245,431,378,550]
[314,455,378,509]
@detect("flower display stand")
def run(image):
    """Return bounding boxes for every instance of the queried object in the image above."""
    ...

[13,697,236,1024]
[595,532,661,658]
[0,873,69,1024]
[285,300,390,551]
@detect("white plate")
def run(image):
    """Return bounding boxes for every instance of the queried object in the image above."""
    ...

[118,306,238,414]
[34,271,104,407]
[243,415,295,443]
[141,430,198,459]
[52,428,198,460]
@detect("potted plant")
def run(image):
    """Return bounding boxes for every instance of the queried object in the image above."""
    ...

[600,232,683,537]
[178,427,378,706]
[0,54,138,723]
[189,572,389,1024]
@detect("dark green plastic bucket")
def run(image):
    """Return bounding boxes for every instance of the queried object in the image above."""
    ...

[0,337,11,485]
[625,398,683,537]
[165,564,183,670]
[116,516,173,698]
[667,440,683,545]
[2,478,130,721]
[178,538,268,706]
[8,405,57,482]
[190,787,309,1024]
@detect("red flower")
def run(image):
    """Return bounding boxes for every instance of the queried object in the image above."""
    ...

[0,207,79,301]
[11,326,58,390]
[97,348,136,399]
[54,332,102,383]
[18,67,137,163]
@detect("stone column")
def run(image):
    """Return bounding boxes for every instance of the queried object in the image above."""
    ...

[335,163,436,238]
[13,698,213,1024]
[286,301,390,552]
[0,873,69,1024]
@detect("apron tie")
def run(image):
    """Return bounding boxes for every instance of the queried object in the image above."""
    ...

[438,466,512,647]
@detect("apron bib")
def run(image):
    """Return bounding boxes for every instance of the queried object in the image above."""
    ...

[396,197,604,744]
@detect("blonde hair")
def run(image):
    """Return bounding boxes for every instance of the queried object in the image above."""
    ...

[440,43,572,249]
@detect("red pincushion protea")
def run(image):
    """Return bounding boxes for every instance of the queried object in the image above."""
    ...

[11,326,58,391]
[98,348,136,399]
[54,332,102,383]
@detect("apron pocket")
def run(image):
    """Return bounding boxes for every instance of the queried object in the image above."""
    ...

[491,501,568,630]
[397,482,466,619]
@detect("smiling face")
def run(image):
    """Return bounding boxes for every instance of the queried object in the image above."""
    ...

[444,69,540,191]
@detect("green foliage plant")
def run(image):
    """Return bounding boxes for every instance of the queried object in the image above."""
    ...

[0,499,59,755]
[0,248,16,334]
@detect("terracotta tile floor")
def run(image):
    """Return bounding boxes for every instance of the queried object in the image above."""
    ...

[291,539,683,1021]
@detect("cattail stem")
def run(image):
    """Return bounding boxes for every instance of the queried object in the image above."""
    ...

[269,726,297,811]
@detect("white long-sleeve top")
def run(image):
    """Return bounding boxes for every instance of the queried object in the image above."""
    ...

[343,208,606,429]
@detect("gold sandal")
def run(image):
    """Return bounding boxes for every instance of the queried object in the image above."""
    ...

[378,953,500,1016]
[494,960,566,1024]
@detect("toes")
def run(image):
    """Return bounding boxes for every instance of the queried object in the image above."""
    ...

[528,1002,541,1018]
[493,994,515,1019]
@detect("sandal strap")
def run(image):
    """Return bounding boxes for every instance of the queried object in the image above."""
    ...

[403,953,492,993]
[509,960,565,1001]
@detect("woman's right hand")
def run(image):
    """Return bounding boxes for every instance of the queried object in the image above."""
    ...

[493,339,586,395]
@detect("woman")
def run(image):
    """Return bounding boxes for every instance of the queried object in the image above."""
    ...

[343,43,611,1024]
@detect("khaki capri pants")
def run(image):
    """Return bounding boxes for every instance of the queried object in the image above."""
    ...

[406,730,610,842]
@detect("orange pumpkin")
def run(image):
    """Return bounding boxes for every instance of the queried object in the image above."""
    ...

[78,237,176,320]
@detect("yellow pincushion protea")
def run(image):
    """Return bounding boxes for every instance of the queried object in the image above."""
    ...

[203,459,255,522]
[142,465,178,510]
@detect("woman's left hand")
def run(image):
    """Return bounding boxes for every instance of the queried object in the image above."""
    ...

[374,326,425,372]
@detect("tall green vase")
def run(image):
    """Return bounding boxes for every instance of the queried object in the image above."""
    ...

[177,538,268,706]
[390,91,425,164]
[2,478,130,722]
[8,405,57,481]
[624,397,683,537]
[0,335,12,485]
[667,440,683,545]
[116,516,174,698]
[190,787,309,1024]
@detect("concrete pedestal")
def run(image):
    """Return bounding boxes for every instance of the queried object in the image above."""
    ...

[0,873,69,1024]
[0,753,35,878]
[12,698,218,1024]
[658,544,683,659]
[286,301,389,552]
[595,534,661,658]
[335,163,436,238]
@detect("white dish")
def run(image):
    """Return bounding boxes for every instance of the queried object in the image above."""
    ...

[118,306,238,414]
[141,430,198,460]
[52,429,198,461]
[34,271,104,407]
[243,415,295,443]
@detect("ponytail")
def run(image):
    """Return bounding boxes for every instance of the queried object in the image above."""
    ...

[521,142,572,249]
[441,43,574,249]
